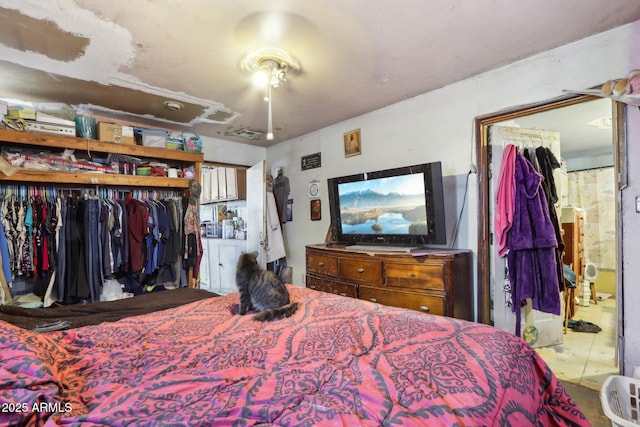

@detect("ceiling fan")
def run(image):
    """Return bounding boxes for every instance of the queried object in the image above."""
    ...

[240,47,302,140]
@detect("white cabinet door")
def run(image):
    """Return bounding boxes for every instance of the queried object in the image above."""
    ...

[226,168,238,199]
[246,161,267,268]
[198,239,213,292]
[217,167,227,199]
[206,238,222,293]
[217,241,243,295]
[210,168,219,200]
[200,170,212,203]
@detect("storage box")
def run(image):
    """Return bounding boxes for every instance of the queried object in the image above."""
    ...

[97,122,135,145]
[166,133,184,150]
[138,128,167,148]
[7,106,36,120]
[600,375,640,426]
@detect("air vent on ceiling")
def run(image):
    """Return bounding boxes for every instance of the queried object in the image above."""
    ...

[232,129,263,139]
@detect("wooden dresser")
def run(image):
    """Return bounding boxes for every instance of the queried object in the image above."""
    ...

[561,207,586,311]
[305,244,473,321]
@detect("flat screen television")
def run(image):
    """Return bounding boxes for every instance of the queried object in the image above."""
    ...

[327,162,446,248]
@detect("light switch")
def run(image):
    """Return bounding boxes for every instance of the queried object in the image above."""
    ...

[636,196,640,213]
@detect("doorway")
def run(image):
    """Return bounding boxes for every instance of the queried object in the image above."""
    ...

[475,95,624,390]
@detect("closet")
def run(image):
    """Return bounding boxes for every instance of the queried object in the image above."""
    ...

[0,128,204,305]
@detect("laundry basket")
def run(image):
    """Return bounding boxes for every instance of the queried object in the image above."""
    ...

[600,375,640,426]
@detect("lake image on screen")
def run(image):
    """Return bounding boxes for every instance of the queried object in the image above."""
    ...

[338,173,427,234]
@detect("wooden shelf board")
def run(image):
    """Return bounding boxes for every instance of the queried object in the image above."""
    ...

[0,169,191,188]
[0,129,203,162]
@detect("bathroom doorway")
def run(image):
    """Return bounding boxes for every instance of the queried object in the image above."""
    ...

[475,95,623,390]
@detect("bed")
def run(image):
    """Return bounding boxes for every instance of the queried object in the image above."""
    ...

[1,285,589,426]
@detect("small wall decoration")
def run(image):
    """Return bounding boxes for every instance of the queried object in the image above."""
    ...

[301,152,322,170]
[308,181,320,198]
[344,128,362,157]
[310,199,321,221]
[286,198,293,222]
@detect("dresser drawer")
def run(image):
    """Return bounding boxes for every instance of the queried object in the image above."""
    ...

[385,262,445,290]
[306,253,338,277]
[306,276,357,298]
[339,258,383,283]
[359,285,445,315]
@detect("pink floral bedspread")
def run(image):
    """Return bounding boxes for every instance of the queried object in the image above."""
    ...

[1,286,589,426]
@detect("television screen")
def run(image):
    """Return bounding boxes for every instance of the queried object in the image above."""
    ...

[337,173,427,235]
[328,162,446,247]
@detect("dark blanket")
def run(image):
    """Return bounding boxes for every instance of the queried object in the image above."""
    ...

[0,288,218,330]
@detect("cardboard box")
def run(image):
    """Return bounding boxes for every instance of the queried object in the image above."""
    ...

[97,122,135,144]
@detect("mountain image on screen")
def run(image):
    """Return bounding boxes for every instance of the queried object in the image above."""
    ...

[338,186,427,235]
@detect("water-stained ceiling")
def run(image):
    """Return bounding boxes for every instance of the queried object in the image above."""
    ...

[1,0,639,147]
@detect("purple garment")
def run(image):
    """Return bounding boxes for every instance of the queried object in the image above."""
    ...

[507,152,560,337]
[508,152,557,251]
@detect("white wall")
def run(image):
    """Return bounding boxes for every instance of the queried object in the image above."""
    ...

[623,107,640,377]
[266,21,640,373]
[201,135,266,166]
[621,18,640,375]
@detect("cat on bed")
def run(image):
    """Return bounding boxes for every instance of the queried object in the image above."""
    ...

[235,252,298,321]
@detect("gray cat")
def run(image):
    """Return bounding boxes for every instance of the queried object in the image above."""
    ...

[235,252,298,321]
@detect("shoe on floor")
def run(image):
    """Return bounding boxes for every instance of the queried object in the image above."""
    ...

[567,319,602,333]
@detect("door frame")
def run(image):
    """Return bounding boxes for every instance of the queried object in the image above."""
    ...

[474,94,626,346]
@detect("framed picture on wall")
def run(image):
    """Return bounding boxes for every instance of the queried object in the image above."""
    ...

[310,199,321,221]
[344,129,361,157]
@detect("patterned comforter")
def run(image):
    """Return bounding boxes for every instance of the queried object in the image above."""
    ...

[1,286,588,426]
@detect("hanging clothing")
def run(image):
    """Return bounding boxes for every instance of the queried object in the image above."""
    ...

[506,151,561,337]
[183,201,202,283]
[65,196,90,301]
[266,191,286,263]
[535,146,566,292]
[1,186,194,304]
[273,172,290,223]
[495,144,517,257]
[0,219,12,287]
[126,198,149,273]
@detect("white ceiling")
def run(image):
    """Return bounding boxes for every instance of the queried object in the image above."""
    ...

[509,97,615,160]
[0,1,639,149]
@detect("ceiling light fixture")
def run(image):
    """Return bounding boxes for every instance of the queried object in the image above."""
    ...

[163,100,184,111]
[587,115,613,129]
[241,47,301,141]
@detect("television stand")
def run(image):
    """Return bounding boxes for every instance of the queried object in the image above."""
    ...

[305,244,473,320]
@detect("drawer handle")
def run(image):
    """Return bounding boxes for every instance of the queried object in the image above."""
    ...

[357,268,365,273]
[310,285,317,290]
[420,306,429,312]
[318,262,325,267]
[410,273,416,278]
[370,298,377,303]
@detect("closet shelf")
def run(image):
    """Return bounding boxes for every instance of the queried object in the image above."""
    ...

[0,128,204,189]
[0,129,203,163]
[3,169,192,188]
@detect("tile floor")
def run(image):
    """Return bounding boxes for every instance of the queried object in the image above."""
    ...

[535,295,618,391]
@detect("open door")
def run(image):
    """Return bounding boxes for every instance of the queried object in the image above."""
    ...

[489,125,564,347]
[246,161,267,268]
